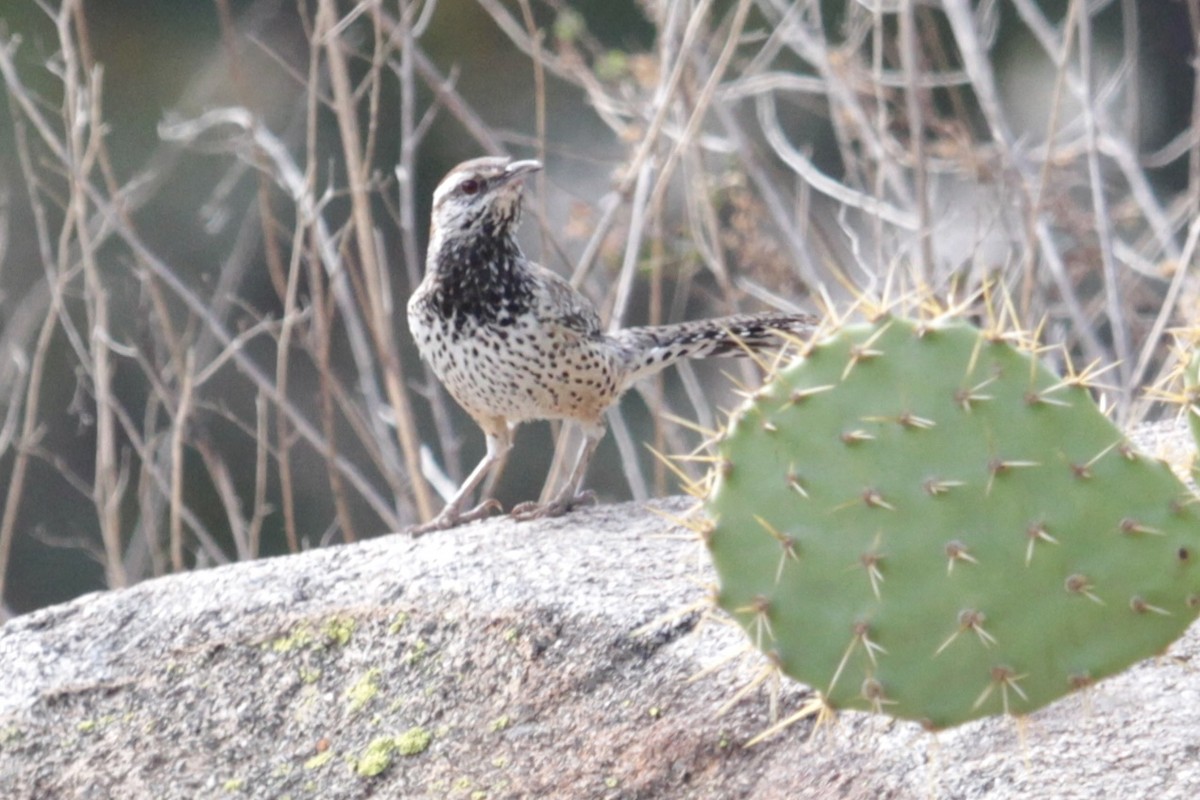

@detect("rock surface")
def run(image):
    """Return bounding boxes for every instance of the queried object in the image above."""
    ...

[0,422,1198,799]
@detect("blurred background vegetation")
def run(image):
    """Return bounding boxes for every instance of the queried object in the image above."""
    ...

[0,0,1196,616]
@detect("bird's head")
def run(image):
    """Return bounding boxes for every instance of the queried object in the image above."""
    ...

[429,157,541,243]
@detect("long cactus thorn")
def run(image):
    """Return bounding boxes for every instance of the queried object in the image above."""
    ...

[861,488,894,510]
[843,345,883,380]
[954,377,996,411]
[1024,389,1072,408]
[986,457,1040,496]
[828,620,887,695]
[1070,440,1121,479]
[944,540,978,573]
[989,457,1040,475]
[898,411,936,429]
[645,444,704,489]
[743,696,830,748]
[659,410,721,438]
[859,549,885,598]
[735,595,776,647]
[1171,494,1200,514]
[853,620,888,664]
[924,478,965,496]
[787,384,836,405]
[841,429,875,445]
[670,453,731,465]
[965,328,986,377]
[936,608,996,656]
[1059,356,1120,391]
[1119,518,1163,537]
[840,322,893,381]
[753,515,801,584]
[718,368,757,396]
[686,641,753,685]
[861,678,897,715]
[973,665,1029,714]
[1065,573,1104,605]
[1028,314,1050,352]
[786,469,808,498]
[1024,522,1059,565]
[770,329,817,362]
[716,660,779,718]
[924,289,981,330]
[1129,596,1171,616]
[863,411,935,429]
[719,326,777,373]
[981,327,1025,346]
[985,457,1039,494]
[660,503,713,535]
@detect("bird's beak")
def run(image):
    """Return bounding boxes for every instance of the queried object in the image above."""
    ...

[504,159,542,182]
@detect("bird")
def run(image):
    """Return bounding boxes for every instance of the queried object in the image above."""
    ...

[406,156,818,534]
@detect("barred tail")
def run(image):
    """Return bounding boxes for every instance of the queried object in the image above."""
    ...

[608,312,816,388]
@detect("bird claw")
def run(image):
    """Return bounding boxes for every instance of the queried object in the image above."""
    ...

[408,498,503,537]
[510,490,596,521]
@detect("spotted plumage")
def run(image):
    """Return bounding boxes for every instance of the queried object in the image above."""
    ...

[407,156,817,533]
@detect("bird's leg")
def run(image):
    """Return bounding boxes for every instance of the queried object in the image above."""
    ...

[511,423,604,521]
[410,426,511,536]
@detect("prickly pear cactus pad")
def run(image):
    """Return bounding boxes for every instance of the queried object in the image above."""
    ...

[1186,347,1200,463]
[705,315,1200,730]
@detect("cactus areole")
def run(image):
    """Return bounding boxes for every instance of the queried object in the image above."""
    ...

[705,316,1200,729]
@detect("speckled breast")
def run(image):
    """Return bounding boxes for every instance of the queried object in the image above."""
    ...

[411,309,622,426]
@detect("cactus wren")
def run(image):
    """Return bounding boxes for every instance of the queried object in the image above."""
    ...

[407,156,817,533]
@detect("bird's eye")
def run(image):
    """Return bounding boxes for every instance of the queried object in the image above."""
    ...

[459,179,481,195]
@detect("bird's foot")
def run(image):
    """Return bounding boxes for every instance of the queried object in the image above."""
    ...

[510,490,596,521]
[408,499,503,537]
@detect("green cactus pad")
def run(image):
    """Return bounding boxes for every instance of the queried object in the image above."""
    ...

[705,316,1200,730]
[1186,347,1200,468]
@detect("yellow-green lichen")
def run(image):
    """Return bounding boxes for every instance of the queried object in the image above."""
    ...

[305,751,334,770]
[488,715,511,733]
[322,617,355,647]
[396,726,432,756]
[0,726,23,748]
[76,715,114,734]
[270,626,315,653]
[403,638,429,666]
[222,778,245,792]
[346,669,382,713]
[352,728,431,778]
[353,737,397,778]
[388,612,409,634]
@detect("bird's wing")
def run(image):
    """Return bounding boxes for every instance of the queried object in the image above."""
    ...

[529,262,603,338]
